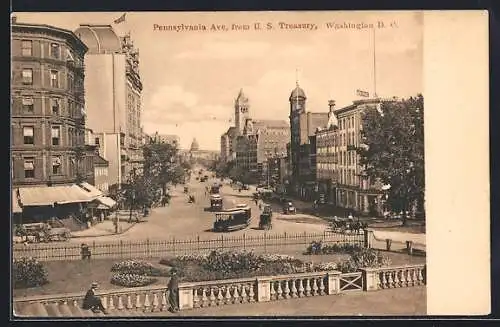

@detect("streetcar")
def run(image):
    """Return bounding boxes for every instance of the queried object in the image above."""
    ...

[213,204,251,232]
[209,194,223,211]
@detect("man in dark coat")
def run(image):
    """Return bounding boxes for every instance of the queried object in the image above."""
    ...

[167,270,180,312]
[82,282,107,314]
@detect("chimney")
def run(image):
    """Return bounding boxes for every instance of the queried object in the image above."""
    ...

[11,15,17,24]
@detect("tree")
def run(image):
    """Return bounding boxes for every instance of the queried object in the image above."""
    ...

[357,95,425,225]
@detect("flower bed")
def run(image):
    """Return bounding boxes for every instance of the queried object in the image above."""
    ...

[304,241,363,255]
[109,260,170,287]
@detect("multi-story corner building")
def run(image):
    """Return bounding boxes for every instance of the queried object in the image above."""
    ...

[288,82,329,199]
[11,19,89,188]
[93,155,110,194]
[74,25,143,187]
[315,98,395,216]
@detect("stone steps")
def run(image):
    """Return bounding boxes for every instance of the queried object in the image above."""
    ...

[14,302,171,317]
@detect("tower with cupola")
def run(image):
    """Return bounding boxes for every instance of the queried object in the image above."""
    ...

[234,89,250,136]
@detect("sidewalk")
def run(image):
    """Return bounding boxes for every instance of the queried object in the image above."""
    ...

[71,220,137,238]
[165,287,426,317]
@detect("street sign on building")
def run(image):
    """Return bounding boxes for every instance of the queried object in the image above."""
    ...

[356,89,370,97]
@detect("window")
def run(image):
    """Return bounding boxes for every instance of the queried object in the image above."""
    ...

[51,126,60,146]
[50,70,59,88]
[95,138,100,145]
[22,98,34,113]
[52,156,62,174]
[22,69,33,85]
[23,126,34,144]
[24,158,35,178]
[21,40,32,56]
[50,43,60,59]
[51,98,60,115]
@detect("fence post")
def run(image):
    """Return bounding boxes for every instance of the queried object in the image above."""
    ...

[197,236,200,252]
[173,237,176,256]
[120,240,123,258]
[221,235,224,250]
[363,229,372,248]
[92,241,96,258]
[264,233,267,253]
[243,233,246,250]
[303,231,307,245]
[147,239,150,258]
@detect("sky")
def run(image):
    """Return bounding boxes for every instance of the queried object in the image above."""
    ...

[13,11,423,151]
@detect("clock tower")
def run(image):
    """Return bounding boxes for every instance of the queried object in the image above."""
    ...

[289,82,307,187]
[234,89,250,136]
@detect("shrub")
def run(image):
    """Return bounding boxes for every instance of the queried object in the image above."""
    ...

[110,273,157,287]
[304,241,363,255]
[13,257,49,289]
[111,260,170,277]
[337,248,392,273]
[314,262,338,271]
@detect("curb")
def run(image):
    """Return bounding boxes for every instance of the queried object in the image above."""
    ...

[70,221,138,239]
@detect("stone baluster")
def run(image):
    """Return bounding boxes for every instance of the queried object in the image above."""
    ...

[135,293,142,310]
[201,288,208,307]
[101,296,108,310]
[152,293,159,311]
[388,271,395,288]
[417,268,424,285]
[108,296,115,311]
[305,278,311,296]
[224,286,232,305]
[283,280,291,299]
[276,281,283,300]
[401,269,408,287]
[117,295,125,311]
[380,272,387,289]
[217,287,224,305]
[312,278,319,296]
[291,279,298,298]
[193,289,201,308]
[269,281,276,300]
[298,279,305,297]
[161,292,168,311]
[72,300,78,307]
[411,269,417,286]
[241,284,249,303]
[318,277,325,295]
[143,293,151,312]
[209,288,216,306]
[248,283,256,302]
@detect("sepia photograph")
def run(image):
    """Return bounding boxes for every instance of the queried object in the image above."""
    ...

[9,10,489,318]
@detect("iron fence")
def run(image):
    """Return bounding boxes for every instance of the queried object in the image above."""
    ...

[13,231,365,262]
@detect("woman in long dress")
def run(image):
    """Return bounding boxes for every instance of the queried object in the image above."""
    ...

[168,270,180,312]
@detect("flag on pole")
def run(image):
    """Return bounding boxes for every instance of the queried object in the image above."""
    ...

[356,89,370,98]
[114,13,126,24]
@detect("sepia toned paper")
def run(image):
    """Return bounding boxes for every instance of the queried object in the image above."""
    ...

[10,10,489,317]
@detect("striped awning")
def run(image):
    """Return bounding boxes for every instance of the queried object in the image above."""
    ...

[18,185,95,207]
[12,191,22,213]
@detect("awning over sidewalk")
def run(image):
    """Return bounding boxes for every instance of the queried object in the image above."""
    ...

[18,185,95,207]
[94,196,117,209]
[12,191,22,213]
[78,182,103,198]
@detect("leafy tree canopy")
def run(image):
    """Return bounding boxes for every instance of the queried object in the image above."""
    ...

[357,95,425,222]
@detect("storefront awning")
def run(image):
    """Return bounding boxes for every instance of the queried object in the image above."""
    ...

[96,196,116,209]
[18,185,95,207]
[78,182,103,198]
[12,191,22,213]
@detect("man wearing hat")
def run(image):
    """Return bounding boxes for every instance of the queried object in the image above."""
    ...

[167,269,180,312]
[82,282,107,314]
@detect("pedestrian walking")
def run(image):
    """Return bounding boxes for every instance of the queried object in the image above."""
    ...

[82,282,107,314]
[168,269,180,312]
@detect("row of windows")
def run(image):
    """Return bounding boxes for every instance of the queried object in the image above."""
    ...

[317,131,358,148]
[19,97,63,115]
[21,40,61,59]
[95,167,108,177]
[96,182,109,193]
[19,126,84,147]
[21,68,59,87]
[338,115,357,131]
[18,156,70,178]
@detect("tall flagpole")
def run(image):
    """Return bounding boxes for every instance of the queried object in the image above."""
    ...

[373,27,377,98]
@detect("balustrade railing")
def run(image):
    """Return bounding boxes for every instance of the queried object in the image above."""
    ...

[361,264,426,291]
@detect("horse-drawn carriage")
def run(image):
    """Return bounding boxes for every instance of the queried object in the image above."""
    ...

[258,205,273,230]
[17,222,71,243]
[213,204,251,232]
[184,186,189,194]
[329,218,368,234]
[282,200,296,215]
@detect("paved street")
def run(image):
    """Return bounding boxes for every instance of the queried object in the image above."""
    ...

[68,175,327,244]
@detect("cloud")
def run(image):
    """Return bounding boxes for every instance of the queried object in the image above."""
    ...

[174,40,272,60]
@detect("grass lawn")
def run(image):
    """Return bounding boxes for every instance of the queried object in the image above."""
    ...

[13,251,425,298]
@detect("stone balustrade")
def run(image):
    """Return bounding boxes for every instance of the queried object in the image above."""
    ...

[361,264,426,291]
[14,284,171,313]
[14,264,426,315]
